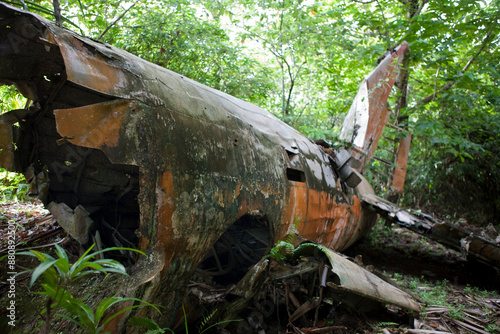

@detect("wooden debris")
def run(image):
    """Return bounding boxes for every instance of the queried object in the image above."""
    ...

[289,299,320,323]
[0,201,62,255]
[419,289,500,334]
[299,325,348,333]
[406,330,453,334]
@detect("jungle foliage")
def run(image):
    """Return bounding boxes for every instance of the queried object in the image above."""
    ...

[1,0,499,224]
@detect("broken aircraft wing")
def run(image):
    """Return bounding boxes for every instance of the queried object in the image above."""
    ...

[362,193,500,268]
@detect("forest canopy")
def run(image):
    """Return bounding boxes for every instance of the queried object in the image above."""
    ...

[1,0,499,224]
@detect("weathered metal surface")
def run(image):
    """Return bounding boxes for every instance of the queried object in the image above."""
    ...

[0,3,417,329]
[340,42,410,170]
[390,132,412,194]
[295,244,421,312]
[47,202,92,244]
[362,193,500,268]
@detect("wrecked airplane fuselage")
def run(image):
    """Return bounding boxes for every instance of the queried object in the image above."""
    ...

[0,3,416,329]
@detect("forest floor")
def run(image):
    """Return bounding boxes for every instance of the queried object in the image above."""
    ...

[0,201,499,333]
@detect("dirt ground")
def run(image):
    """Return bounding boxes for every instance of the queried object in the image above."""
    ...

[1,201,499,333]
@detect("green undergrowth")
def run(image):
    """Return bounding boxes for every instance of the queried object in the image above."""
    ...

[392,273,500,323]
[0,243,160,334]
[0,168,29,203]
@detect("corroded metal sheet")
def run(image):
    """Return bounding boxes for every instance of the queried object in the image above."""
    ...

[362,193,500,268]
[54,100,140,165]
[294,244,421,312]
[391,133,412,194]
[340,42,410,169]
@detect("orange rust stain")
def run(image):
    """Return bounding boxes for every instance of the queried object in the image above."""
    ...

[159,171,174,193]
[326,195,362,250]
[57,37,125,95]
[235,184,241,198]
[138,236,150,253]
[258,183,281,198]
[237,196,264,218]
[225,183,242,212]
[156,171,175,250]
[350,195,361,216]
[361,105,391,167]
[392,134,411,193]
[224,186,234,203]
[224,182,243,208]
[44,31,57,44]
[300,188,354,250]
[280,183,366,251]
[216,191,225,207]
[54,100,133,149]
[279,182,308,240]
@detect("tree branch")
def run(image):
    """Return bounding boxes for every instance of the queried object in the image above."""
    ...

[417,25,496,105]
[53,0,62,26]
[284,60,307,115]
[97,1,138,41]
[351,0,378,3]
[375,0,391,48]
[388,0,428,50]
[411,0,427,19]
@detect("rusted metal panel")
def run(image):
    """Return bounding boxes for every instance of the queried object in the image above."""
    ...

[0,3,417,329]
[363,105,391,166]
[391,133,412,194]
[297,244,421,312]
[340,42,410,170]
[54,100,140,165]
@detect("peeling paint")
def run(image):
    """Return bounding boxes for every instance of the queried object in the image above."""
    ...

[340,43,410,170]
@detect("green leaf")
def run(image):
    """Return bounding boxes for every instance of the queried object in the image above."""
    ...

[57,313,88,331]
[17,250,55,262]
[92,259,127,273]
[200,319,242,334]
[54,257,71,277]
[95,297,124,324]
[55,244,69,262]
[128,316,161,330]
[101,298,163,328]
[30,259,59,288]
[70,244,97,274]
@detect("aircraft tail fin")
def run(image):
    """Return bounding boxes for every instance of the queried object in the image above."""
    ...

[339,42,410,172]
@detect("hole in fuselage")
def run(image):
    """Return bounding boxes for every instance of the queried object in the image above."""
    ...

[0,15,142,264]
[40,132,141,263]
[286,168,306,182]
[194,213,271,287]
[1,81,141,263]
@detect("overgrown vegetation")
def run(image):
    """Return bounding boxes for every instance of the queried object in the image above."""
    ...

[0,157,29,204]
[2,244,160,334]
[0,168,29,203]
[392,274,500,333]
[0,86,29,202]
[129,307,241,334]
